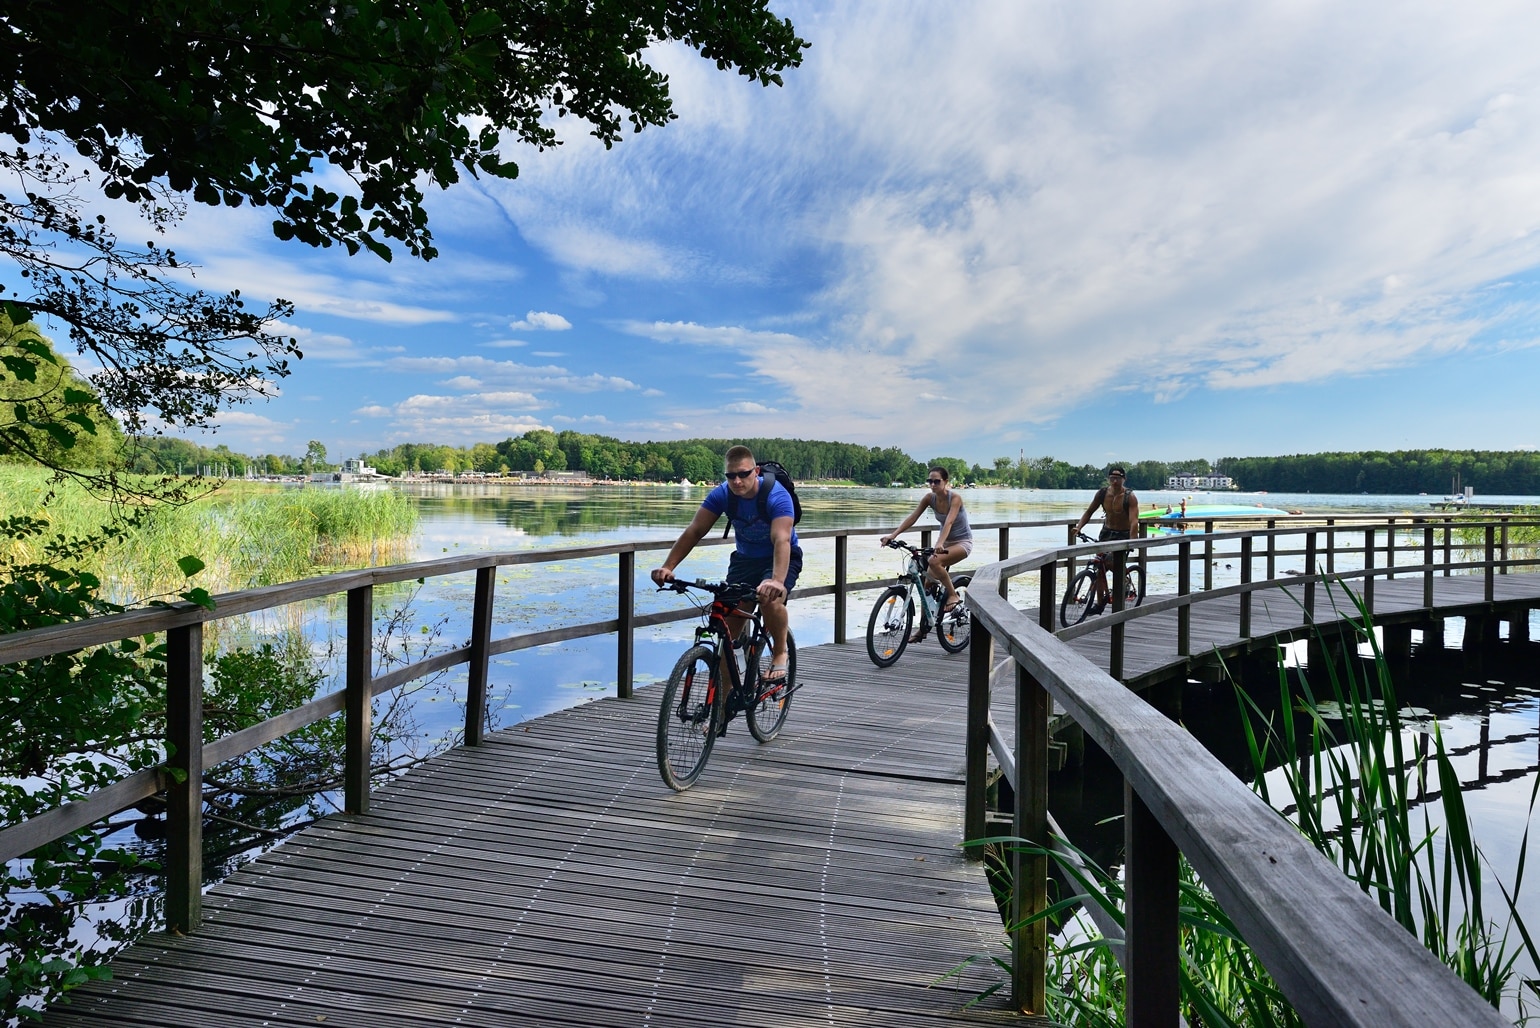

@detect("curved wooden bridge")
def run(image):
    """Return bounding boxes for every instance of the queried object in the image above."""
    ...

[3,513,1537,1026]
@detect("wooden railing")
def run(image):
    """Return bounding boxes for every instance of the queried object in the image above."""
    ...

[963,514,1538,1025]
[0,515,1083,933]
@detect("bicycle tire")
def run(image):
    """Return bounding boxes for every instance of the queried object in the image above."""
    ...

[1059,568,1098,628]
[1121,564,1145,609]
[656,644,720,791]
[748,630,796,742]
[937,574,972,653]
[866,585,913,667]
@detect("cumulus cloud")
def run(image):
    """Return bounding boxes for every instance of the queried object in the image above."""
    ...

[509,310,572,331]
[353,390,549,443]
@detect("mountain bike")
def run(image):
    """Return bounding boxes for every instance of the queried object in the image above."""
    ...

[1060,532,1145,628]
[654,578,798,791]
[865,539,972,668]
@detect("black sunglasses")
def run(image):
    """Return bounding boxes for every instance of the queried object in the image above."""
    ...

[926,478,943,485]
[724,469,755,481]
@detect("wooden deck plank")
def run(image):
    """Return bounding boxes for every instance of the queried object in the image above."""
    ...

[41,642,1015,1027]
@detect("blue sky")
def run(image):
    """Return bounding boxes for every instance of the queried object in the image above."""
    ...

[108,1,1540,465]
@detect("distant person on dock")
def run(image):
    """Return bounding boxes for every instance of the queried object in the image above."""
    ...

[1072,467,1140,608]
[652,445,801,682]
[880,466,972,638]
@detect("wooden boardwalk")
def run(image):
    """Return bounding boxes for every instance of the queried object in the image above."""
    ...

[1052,574,1540,688]
[42,644,1020,1027]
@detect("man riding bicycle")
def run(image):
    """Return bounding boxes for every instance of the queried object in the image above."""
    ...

[1071,466,1141,610]
[651,445,801,683]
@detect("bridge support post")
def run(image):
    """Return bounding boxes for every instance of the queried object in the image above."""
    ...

[465,566,496,744]
[1383,623,1412,665]
[1239,536,1253,638]
[165,623,204,934]
[1177,541,1191,657]
[963,621,993,858]
[1125,784,1179,1028]
[1511,610,1531,645]
[1463,615,1499,653]
[1423,525,1435,608]
[1418,619,1446,654]
[1011,663,1049,1015]
[345,584,373,815]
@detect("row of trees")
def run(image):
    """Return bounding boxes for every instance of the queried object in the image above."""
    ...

[1213,451,1540,495]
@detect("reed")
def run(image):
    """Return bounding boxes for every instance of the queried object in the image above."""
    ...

[0,467,418,599]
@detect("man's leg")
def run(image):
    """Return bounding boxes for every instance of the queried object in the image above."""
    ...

[762,594,789,668]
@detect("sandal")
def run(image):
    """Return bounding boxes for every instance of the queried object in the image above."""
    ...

[764,660,789,684]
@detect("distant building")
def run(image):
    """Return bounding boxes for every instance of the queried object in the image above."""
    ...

[1165,473,1235,491]
[310,458,381,484]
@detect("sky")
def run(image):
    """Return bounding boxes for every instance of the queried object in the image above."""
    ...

[78,1,1540,466]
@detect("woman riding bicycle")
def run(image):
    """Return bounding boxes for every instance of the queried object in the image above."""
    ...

[879,466,972,638]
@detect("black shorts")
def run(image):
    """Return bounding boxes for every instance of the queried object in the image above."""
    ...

[726,546,803,596]
[1098,528,1131,541]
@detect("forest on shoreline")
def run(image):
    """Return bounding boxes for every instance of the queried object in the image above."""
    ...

[116,431,1540,496]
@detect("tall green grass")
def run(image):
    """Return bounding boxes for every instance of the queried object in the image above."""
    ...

[978,583,1537,1024]
[0,466,418,599]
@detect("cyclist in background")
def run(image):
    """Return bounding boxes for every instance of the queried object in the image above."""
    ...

[652,445,801,683]
[880,466,972,638]
[1072,466,1141,607]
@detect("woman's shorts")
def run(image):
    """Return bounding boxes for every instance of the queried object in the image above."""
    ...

[942,538,973,558]
[726,546,803,595]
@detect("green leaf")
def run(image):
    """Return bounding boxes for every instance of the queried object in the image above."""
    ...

[1,300,32,326]
[175,555,206,578]
[179,587,215,611]
[1,354,39,381]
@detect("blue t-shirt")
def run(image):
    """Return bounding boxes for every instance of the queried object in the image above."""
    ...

[701,477,800,558]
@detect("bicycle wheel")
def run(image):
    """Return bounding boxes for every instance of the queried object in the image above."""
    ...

[1120,564,1145,608]
[1059,568,1098,628]
[866,586,913,667]
[748,630,796,742]
[937,575,972,653]
[656,644,720,791]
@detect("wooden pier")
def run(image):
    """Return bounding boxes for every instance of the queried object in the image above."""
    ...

[41,645,1021,1027]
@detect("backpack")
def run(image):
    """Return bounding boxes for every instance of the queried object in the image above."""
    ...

[721,460,803,538]
[1094,486,1131,513]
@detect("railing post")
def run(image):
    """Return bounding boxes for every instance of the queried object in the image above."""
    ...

[1304,531,1317,624]
[1424,523,1435,608]
[1501,517,1510,575]
[1177,540,1191,657]
[1125,784,1180,1027]
[1363,527,1376,613]
[1203,521,1215,592]
[1266,519,1276,580]
[1012,662,1049,1014]
[617,551,634,699]
[465,566,496,745]
[165,623,204,934]
[964,618,993,856]
[920,528,931,550]
[834,534,848,644]
[1443,517,1452,577]
[1325,518,1336,575]
[999,525,1010,562]
[1386,518,1396,579]
[345,584,373,815]
[1240,535,1253,638]
[1040,561,1057,632]
[1110,550,1126,680]
[1485,524,1496,602]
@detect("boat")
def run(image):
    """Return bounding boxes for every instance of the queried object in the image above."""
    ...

[1140,502,1299,534]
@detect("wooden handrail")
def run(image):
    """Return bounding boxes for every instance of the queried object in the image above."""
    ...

[962,515,1536,1023]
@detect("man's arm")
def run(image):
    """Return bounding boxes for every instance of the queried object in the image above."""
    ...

[1072,492,1102,537]
[1127,493,1140,535]
[758,515,794,603]
[652,506,719,584]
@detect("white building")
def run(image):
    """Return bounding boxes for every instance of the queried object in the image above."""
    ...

[1165,473,1235,491]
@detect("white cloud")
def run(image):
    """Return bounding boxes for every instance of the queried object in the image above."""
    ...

[509,311,572,331]
[384,355,639,393]
[482,338,528,349]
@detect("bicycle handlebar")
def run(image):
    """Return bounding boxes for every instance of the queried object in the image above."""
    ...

[657,578,760,603]
[884,538,937,559]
